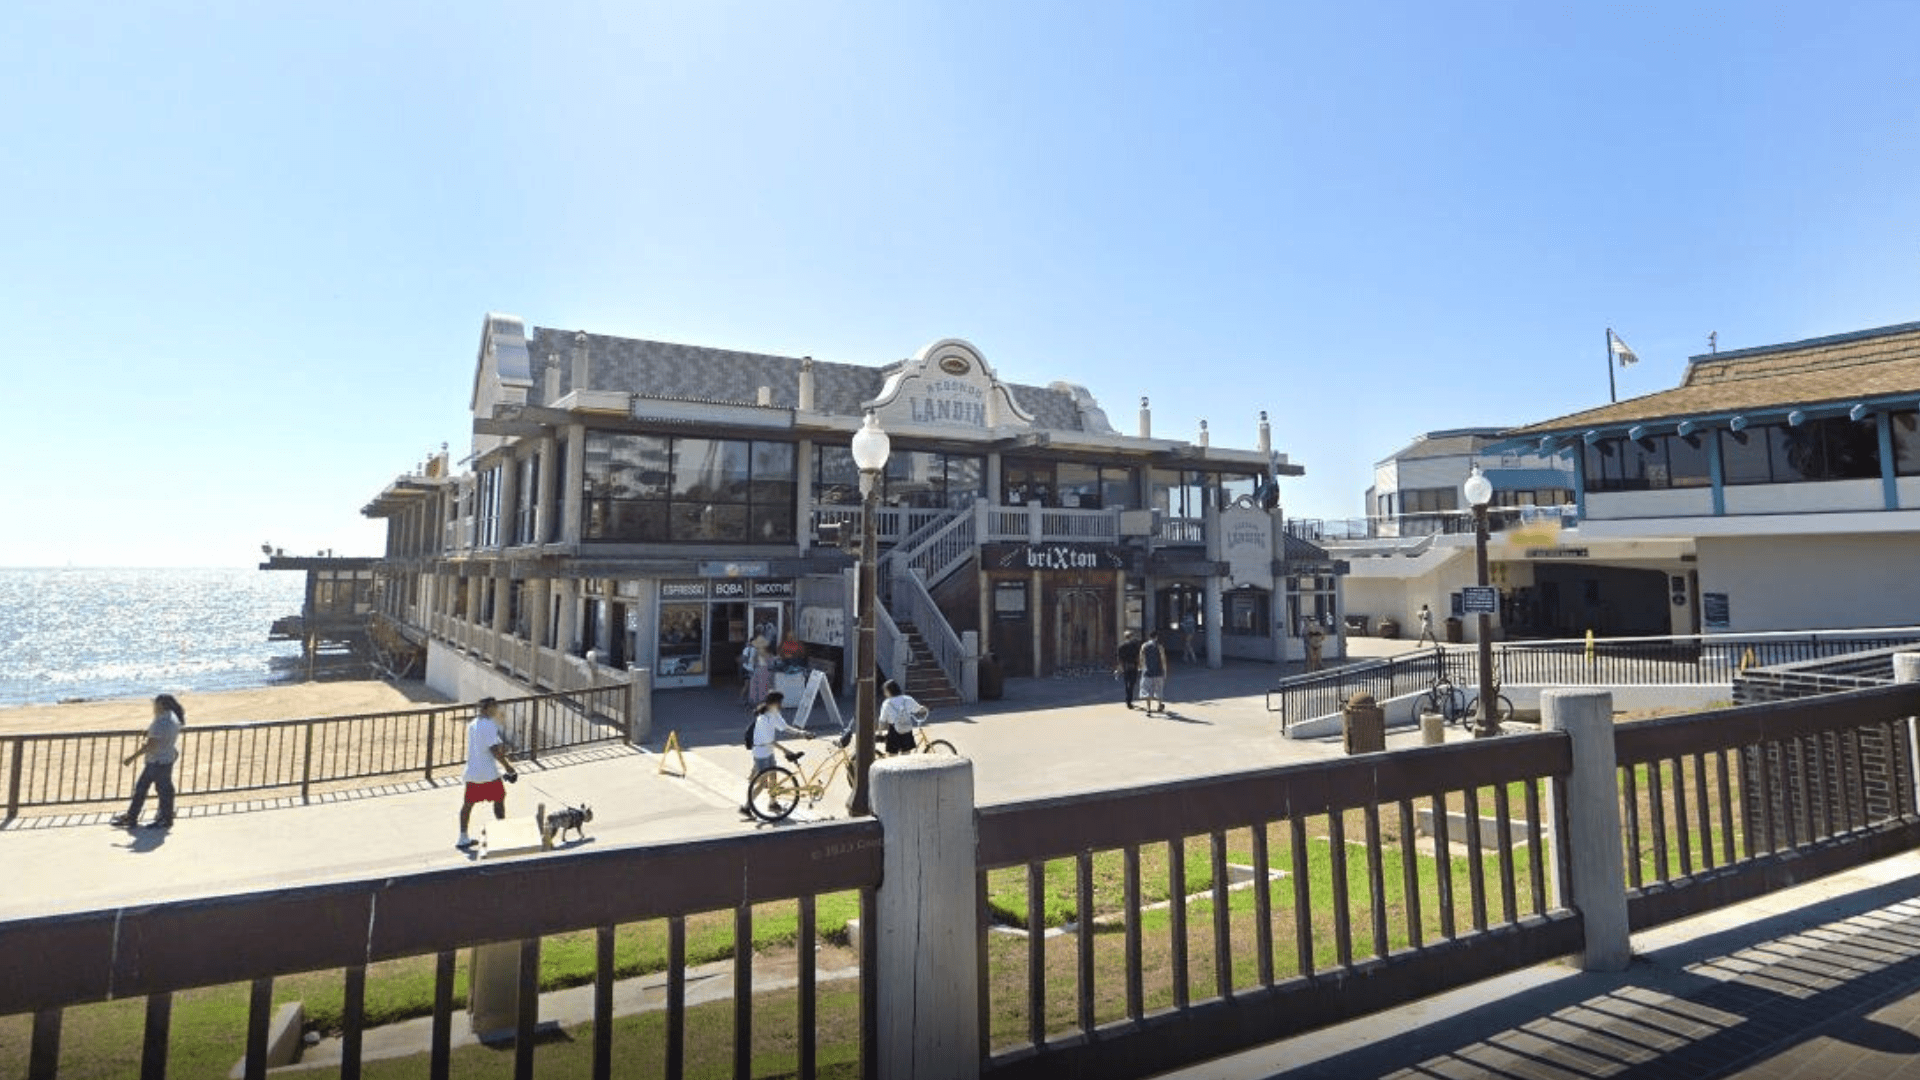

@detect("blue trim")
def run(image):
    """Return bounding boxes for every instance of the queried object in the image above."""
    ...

[1572,445,1587,515]
[1880,412,1899,509]
[1708,429,1726,515]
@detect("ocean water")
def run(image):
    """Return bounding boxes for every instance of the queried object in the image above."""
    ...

[0,567,307,707]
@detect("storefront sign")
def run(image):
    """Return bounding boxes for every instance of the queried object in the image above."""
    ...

[1221,506,1271,585]
[1462,586,1499,615]
[710,579,749,600]
[990,543,1126,571]
[751,580,794,598]
[1525,547,1590,559]
[661,580,707,600]
[909,378,989,427]
[699,560,770,578]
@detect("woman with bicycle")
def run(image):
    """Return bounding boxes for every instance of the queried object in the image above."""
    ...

[877,679,927,755]
[742,690,812,817]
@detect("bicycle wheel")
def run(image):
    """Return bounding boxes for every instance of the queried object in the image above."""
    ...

[921,738,957,755]
[1495,694,1515,722]
[747,767,800,822]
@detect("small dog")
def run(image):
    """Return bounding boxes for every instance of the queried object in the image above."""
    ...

[541,804,593,847]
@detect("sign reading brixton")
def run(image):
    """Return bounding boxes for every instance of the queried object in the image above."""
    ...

[989,543,1126,572]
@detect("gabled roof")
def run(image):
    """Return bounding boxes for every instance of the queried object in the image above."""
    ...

[1508,321,1920,439]
[524,327,1096,432]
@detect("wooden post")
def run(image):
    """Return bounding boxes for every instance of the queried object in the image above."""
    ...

[1543,688,1630,971]
[870,755,979,1079]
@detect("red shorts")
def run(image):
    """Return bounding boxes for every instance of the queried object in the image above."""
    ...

[464,779,507,805]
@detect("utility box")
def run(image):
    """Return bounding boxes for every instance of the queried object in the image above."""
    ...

[1342,693,1386,755]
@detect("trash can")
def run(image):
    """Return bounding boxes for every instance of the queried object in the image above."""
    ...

[1420,710,1445,746]
[1342,692,1386,755]
[977,652,1004,700]
[1445,616,1464,644]
[1377,617,1401,640]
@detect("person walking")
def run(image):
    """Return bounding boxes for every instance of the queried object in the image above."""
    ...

[110,693,186,829]
[877,679,926,755]
[742,690,812,816]
[746,636,775,703]
[1415,603,1438,646]
[1140,630,1170,716]
[456,697,518,851]
[1306,621,1328,672]
[1114,631,1143,709]
[1180,612,1199,663]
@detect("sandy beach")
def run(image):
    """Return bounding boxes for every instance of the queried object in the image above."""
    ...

[0,679,453,737]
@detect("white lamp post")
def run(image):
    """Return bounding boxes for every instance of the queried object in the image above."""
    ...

[1461,465,1500,738]
[848,411,891,815]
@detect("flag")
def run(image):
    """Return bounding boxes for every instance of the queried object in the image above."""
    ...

[1608,329,1640,367]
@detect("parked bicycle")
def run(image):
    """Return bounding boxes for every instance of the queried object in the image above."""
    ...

[1462,683,1516,729]
[1412,664,1468,725]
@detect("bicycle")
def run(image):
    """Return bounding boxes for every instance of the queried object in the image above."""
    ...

[878,705,957,757]
[746,735,856,823]
[1461,683,1515,729]
[1412,664,1468,725]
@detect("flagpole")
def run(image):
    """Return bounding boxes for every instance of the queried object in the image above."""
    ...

[1606,328,1618,403]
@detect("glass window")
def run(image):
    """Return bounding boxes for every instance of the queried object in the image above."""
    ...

[1823,417,1882,479]
[1720,428,1770,485]
[1619,437,1667,490]
[1057,462,1100,509]
[1667,434,1711,488]
[1004,460,1056,506]
[584,432,794,543]
[1150,468,1208,518]
[1895,411,1920,477]
[1224,587,1270,636]
[1582,440,1622,492]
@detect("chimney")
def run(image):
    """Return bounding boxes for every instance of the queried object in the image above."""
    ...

[757,386,773,406]
[1199,419,1210,449]
[1258,410,1272,459]
[571,331,590,390]
[1138,396,1151,439]
[798,356,816,412]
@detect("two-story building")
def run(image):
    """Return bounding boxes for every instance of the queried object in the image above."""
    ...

[361,315,1325,704]
[1498,320,1920,634]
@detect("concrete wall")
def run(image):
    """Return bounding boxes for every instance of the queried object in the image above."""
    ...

[1698,533,1920,631]
[1723,478,1882,515]
[1586,487,1715,519]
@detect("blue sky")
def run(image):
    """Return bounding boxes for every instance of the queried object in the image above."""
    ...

[7,1,1919,567]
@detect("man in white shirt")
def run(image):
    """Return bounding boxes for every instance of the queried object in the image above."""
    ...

[457,697,518,850]
[877,679,926,755]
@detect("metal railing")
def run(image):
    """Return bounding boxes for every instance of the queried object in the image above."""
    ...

[2,685,630,818]
[1286,504,1580,543]
[1268,630,1920,728]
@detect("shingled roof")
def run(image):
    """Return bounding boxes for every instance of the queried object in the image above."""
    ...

[1508,321,1920,437]
[524,327,1093,433]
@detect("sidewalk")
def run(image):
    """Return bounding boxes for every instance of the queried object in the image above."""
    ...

[5,652,1391,919]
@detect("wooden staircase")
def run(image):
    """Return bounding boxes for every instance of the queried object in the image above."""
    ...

[894,622,964,708]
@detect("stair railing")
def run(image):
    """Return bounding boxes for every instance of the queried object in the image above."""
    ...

[891,563,974,702]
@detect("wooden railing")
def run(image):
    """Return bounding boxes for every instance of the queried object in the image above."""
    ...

[8,681,1919,1079]
[0,822,885,1080]
[973,733,1579,1078]
[1,685,630,818]
[1614,680,1920,931]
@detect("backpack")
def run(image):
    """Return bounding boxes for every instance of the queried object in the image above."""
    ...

[743,712,758,750]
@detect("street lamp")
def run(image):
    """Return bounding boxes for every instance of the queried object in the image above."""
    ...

[1461,465,1500,738]
[848,411,891,816]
